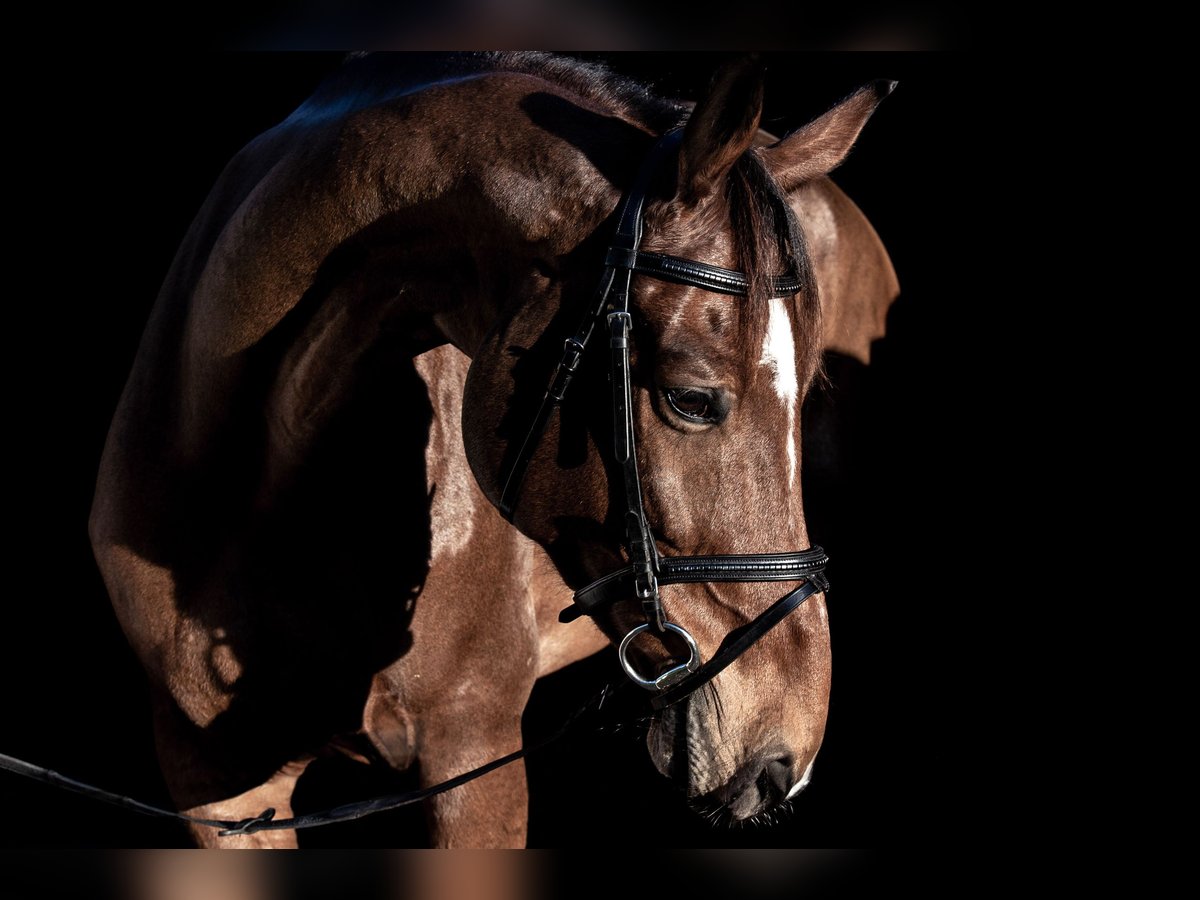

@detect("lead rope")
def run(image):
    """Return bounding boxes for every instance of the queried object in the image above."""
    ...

[0,682,622,838]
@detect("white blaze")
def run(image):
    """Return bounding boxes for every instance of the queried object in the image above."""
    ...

[760,298,799,487]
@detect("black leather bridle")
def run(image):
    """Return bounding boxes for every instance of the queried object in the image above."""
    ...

[498,129,830,711]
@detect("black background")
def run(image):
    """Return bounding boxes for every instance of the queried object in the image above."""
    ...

[2,53,978,850]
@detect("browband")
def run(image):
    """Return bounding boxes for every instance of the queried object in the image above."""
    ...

[604,248,804,297]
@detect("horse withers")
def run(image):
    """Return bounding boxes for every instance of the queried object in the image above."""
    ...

[89,53,897,847]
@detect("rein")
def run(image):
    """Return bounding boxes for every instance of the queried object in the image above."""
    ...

[0,684,620,837]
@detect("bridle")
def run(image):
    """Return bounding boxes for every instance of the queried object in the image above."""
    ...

[498,128,830,711]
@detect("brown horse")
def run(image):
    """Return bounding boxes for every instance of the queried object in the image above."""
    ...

[89,53,897,848]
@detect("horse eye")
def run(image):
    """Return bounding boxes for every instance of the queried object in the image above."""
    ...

[664,387,716,423]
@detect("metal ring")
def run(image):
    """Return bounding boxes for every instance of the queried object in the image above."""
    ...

[618,623,701,691]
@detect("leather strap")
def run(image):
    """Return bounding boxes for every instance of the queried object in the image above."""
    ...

[650,574,829,710]
[497,267,615,518]
[608,309,664,630]
[604,249,803,297]
[0,683,621,837]
[597,131,691,633]
[498,130,682,519]
[561,547,829,622]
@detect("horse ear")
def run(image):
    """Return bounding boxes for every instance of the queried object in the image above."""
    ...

[761,80,897,190]
[677,55,766,202]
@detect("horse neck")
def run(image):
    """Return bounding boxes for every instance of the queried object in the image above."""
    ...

[204,117,635,355]
[172,82,639,477]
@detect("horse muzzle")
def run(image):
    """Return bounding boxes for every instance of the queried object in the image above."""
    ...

[648,699,817,821]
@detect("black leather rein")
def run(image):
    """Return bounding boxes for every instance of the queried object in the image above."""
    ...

[0,684,618,837]
[498,128,830,708]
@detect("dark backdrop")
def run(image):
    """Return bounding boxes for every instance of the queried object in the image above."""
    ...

[3,52,976,849]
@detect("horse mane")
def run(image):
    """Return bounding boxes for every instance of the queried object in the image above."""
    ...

[486,52,688,132]
[292,52,686,133]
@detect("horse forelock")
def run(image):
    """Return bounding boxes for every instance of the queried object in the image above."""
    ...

[733,152,821,384]
[638,150,822,392]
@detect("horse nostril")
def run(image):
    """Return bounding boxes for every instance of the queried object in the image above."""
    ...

[765,755,794,796]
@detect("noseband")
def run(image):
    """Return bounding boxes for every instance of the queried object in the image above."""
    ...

[499,129,829,710]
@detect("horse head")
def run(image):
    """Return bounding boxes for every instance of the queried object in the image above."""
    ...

[463,58,896,822]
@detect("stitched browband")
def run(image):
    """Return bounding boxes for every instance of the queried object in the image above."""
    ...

[604,249,804,298]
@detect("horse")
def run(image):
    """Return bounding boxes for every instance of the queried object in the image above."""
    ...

[88,52,897,848]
